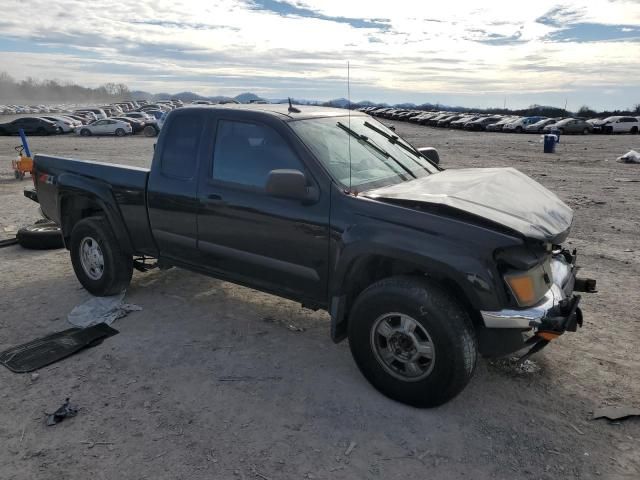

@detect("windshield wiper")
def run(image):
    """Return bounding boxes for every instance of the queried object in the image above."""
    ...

[363,121,434,172]
[336,122,416,179]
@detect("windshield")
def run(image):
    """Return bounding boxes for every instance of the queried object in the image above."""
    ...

[290,116,438,192]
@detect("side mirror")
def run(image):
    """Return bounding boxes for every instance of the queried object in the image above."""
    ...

[418,147,440,165]
[266,169,317,202]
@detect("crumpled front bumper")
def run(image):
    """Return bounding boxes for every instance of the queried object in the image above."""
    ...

[481,250,592,333]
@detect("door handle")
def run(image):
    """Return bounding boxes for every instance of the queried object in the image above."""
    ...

[205,194,225,206]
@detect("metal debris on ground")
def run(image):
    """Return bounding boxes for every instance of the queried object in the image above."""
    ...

[592,406,640,421]
[344,441,357,456]
[46,398,78,426]
[67,291,142,328]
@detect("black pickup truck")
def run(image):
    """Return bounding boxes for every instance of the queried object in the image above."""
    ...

[31,104,595,407]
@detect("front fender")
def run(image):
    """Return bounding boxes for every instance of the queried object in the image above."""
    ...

[57,173,134,253]
[330,223,504,312]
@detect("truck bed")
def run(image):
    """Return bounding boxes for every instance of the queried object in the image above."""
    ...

[34,155,156,254]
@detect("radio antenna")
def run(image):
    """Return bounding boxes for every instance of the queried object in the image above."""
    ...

[347,61,352,193]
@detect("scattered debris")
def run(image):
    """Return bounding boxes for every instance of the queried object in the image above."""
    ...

[489,357,541,375]
[30,373,39,382]
[46,398,78,426]
[614,178,640,183]
[616,150,640,164]
[81,440,115,449]
[68,291,142,328]
[569,423,585,435]
[592,406,640,421]
[0,236,19,248]
[217,376,282,382]
[251,466,271,480]
[286,324,305,332]
[345,441,357,456]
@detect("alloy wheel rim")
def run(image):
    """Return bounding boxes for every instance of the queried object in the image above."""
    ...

[79,236,104,280]
[370,312,436,381]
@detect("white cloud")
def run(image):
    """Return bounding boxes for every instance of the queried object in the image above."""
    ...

[0,0,639,108]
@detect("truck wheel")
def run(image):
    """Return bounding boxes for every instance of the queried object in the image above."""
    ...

[16,222,64,249]
[70,216,132,296]
[348,276,477,407]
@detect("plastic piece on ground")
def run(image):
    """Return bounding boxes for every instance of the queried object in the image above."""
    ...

[68,291,142,328]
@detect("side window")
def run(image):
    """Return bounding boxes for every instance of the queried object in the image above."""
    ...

[212,120,302,188]
[160,114,203,179]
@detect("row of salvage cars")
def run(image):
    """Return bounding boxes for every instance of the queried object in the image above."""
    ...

[360,107,640,135]
[0,99,184,137]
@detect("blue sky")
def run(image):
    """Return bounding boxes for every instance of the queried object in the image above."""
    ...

[0,0,639,109]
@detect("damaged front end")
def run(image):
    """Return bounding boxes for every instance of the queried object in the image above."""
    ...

[480,248,596,360]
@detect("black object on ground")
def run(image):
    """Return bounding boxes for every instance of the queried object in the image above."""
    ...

[16,221,64,249]
[0,236,19,248]
[46,398,79,426]
[0,323,118,373]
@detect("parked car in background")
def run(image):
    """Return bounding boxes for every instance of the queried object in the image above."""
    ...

[485,117,519,132]
[40,115,78,133]
[543,118,593,134]
[65,114,91,125]
[74,108,107,120]
[78,119,132,136]
[465,116,502,131]
[503,116,546,133]
[112,116,145,133]
[451,115,480,129]
[591,116,639,134]
[436,114,463,128]
[0,117,60,135]
[524,118,560,133]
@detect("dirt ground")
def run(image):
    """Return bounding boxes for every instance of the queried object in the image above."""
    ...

[0,123,638,480]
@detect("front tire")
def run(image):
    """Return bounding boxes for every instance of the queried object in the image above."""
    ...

[70,216,133,296]
[631,126,638,134]
[348,276,477,407]
[115,128,125,137]
[80,129,91,136]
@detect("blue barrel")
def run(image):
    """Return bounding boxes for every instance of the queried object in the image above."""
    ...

[543,134,556,153]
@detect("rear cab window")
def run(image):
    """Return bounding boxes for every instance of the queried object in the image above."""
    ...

[160,113,204,179]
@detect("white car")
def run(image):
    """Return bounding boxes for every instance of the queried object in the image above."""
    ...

[74,108,107,120]
[78,119,132,136]
[592,116,639,134]
[41,115,77,133]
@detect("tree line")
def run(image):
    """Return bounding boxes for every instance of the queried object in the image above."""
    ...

[0,72,130,104]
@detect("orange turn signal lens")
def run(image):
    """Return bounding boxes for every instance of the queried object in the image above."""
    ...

[505,274,536,305]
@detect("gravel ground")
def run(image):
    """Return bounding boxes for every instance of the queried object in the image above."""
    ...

[0,123,639,480]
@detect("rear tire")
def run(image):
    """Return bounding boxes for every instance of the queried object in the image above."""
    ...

[115,128,125,137]
[80,129,91,136]
[631,126,638,134]
[70,216,133,296]
[515,126,523,133]
[583,128,589,135]
[348,276,477,407]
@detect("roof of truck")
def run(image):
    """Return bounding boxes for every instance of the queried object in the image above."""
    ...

[181,103,362,120]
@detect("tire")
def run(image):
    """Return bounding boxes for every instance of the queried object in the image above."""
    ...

[348,276,477,407]
[515,126,523,133]
[558,128,565,135]
[583,128,589,135]
[631,126,638,134]
[36,127,46,136]
[16,222,64,250]
[115,128,125,137]
[143,125,158,137]
[80,129,91,136]
[69,216,133,296]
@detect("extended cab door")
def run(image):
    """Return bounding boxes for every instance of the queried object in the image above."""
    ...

[147,110,207,263]
[196,112,330,304]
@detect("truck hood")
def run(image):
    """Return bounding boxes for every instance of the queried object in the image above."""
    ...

[364,167,573,243]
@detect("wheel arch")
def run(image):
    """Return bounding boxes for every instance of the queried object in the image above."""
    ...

[329,252,487,343]
[57,174,134,254]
